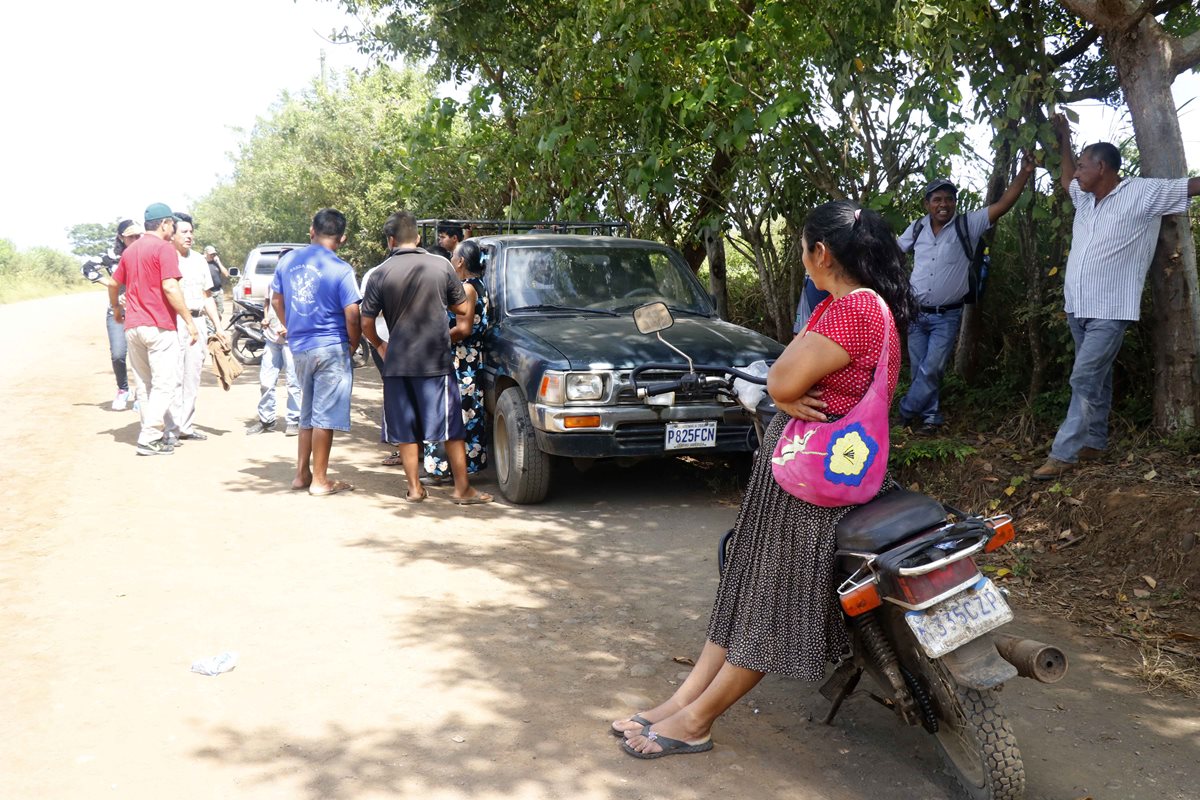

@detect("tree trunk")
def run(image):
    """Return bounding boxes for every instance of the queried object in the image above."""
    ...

[1019,196,1045,402]
[704,224,730,320]
[955,138,1012,380]
[1106,18,1200,431]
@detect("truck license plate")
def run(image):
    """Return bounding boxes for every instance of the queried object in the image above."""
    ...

[664,421,717,451]
[904,577,1013,659]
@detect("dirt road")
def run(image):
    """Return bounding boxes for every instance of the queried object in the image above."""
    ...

[1,292,1196,799]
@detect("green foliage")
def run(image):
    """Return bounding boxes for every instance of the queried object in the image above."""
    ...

[889,434,977,468]
[194,66,494,273]
[66,221,118,259]
[0,239,88,304]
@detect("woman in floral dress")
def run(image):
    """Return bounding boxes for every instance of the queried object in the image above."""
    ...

[423,240,489,479]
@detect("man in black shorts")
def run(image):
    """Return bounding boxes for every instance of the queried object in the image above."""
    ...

[360,211,493,505]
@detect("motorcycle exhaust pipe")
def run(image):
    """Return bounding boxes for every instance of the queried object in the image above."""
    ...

[993,633,1068,684]
[234,323,266,344]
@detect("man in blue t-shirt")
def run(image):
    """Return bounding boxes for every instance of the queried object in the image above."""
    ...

[270,208,362,496]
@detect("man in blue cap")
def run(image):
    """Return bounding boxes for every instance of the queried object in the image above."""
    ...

[110,203,199,455]
[896,158,1035,434]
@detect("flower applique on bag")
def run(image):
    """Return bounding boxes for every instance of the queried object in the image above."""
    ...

[770,291,892,507]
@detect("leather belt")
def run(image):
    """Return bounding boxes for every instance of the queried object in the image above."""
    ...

[919,301,963,314]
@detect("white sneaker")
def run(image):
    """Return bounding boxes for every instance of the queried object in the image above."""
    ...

[112,390,130,411]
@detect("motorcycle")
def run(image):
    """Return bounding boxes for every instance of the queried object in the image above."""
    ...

[227,298,266,366]
[226,298,371,368]
[631,301,1067,800]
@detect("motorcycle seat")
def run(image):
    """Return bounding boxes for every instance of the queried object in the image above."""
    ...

[835,488,948,552]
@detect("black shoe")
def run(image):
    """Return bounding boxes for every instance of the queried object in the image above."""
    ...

[179,431,208,441]
[246,420,276,436]
[916,423,942,436]
[137,439,175,456]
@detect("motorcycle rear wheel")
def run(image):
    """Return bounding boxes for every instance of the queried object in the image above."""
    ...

[882,607,1024,800]
[230,329,263,366]
[916,650,1024,800]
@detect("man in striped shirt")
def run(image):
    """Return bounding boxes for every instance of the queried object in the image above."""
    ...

[1034,116,1200,480]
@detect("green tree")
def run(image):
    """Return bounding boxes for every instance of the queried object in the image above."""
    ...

[67,221,118,259]
[194,66,485,271]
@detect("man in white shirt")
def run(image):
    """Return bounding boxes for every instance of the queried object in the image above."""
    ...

[1034,116,1200,480]
[167,213,224,442]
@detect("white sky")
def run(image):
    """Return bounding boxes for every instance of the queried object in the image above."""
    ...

[0,0,378,253]
[0,2,1196,254]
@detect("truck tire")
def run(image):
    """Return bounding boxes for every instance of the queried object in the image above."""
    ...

[493,386,552,504]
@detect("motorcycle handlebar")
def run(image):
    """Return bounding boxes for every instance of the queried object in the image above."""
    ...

[629,361,772,388]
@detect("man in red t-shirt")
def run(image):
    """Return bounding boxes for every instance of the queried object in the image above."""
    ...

[110,202,199,455]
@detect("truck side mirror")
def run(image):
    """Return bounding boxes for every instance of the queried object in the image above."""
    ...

[227,267,241,279]
[633,301,674,334]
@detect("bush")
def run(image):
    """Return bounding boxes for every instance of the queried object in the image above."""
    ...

[0,239,90,304]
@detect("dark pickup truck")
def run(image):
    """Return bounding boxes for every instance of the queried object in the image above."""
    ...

[453,223,783,503]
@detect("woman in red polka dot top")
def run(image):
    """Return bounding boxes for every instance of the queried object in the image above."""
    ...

[616,201,918,760]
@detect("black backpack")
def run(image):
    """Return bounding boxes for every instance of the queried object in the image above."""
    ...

[909,214,990,304]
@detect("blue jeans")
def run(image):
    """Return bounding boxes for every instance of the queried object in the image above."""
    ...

[257,338,300,426]
[105,309,128,391]
[1049,315,1129,463]
[899,308,962,426]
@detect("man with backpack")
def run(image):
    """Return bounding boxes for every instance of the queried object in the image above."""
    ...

[896,157,1035,433]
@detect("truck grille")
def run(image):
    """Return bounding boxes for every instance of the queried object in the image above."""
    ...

[613,370,733,406]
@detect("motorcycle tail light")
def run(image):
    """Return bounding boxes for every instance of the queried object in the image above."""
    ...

[887,556,978,606]
[984,515,1015,553]
[839,581,882,616]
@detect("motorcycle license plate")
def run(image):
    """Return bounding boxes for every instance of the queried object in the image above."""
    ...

[904,577,1013,659]
[664,421,717,450]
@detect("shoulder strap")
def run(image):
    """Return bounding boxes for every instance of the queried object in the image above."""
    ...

[908,220,924,254]
[952,214,974,261]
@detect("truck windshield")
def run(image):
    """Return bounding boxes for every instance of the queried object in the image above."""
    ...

[504,246,713,315]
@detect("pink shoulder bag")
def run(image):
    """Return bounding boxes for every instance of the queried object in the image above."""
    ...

[770,290,893,508]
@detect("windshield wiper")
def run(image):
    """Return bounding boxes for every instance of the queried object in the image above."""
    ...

[612,304,709,316]
[508,304,618,316]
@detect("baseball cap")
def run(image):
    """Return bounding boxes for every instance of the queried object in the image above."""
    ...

[923,178,957,198]
[203,245,218,255]
[118,220,145,236]
[144,202,174,222]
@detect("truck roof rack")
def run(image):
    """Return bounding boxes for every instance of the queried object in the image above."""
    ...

[417,219,631,239]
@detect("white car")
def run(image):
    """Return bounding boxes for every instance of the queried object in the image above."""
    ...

[234,243,307,301]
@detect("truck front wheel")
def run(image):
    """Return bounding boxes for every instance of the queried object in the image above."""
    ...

[493,387,552,504]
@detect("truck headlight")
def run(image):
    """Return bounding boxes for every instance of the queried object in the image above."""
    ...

[566,373,605,401]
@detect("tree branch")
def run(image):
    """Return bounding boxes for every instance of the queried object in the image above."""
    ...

[1171,29,1200,76]
[1051,27,1102,65]
[1058,0,1133,28]
[1061,81,1121,102]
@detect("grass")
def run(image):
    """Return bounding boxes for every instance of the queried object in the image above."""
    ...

[0,277,95,305]
[1133,644,1200,698]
